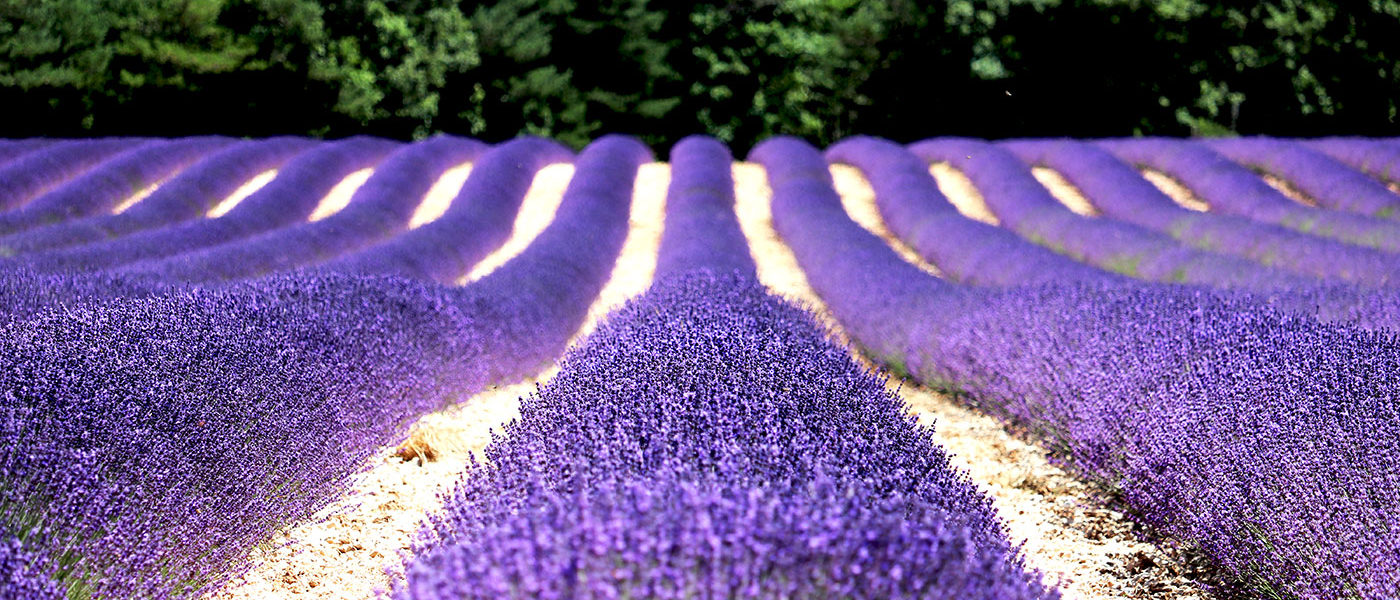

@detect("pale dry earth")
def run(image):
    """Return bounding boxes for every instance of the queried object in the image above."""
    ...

[112,176,175,215]
[214,159,1202,600]
[307,168,375,222]
[928,162,1002,224]
[1140,169,1211,212]
[460,163,574,283]
[1032,167,1101,216]
[408,164,474,229]
[197,169,279,218]
[813,164,1206,600]
[1259,172,1320,207]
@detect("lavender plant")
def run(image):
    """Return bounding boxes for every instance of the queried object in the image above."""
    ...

[1203,137,1400,218]
[1099,138,1400,252]
[0,139,55,166]
[1307,137,1400,184]
[1003,138,1400,285]
[0,139,142,212]
[653,135,756,279]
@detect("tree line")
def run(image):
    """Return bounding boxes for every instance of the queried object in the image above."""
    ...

[1,0,1397,151]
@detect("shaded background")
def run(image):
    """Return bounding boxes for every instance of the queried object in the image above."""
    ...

[1,0,1397,152]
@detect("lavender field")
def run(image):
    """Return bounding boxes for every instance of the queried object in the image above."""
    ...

[0,134,1398,600]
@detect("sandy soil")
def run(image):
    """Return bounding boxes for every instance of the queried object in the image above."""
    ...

[928,162,1001,225]
[307,169,375,222]
[1389,182,1400,196]
[210,162,668,600]
[408,164,474,229]
[460,163,575,284]
[1032,167,1100,216]
[1259,172,1319,207]
[828,164,944,278]
[1140,169,1210,212]
[733,162,1205,600]
[188,170,280,218]
[111,177,174,215]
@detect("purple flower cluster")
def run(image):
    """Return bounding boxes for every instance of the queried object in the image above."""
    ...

[0,137,313,256]
[1100,138,1400,252]
[1203,137,1400,218]
[907,137,1306,289]
[17,136,402,273]
[401,273,1055,600]
[0,139,55,166]
[0,139,142,212]
[653,135,756,279]
[325,136,572,283]
[0,137,231,236]
[1003,138,1400,285]
[762,137,1400,599]
[826,136,1113,286]
[1307,137,1400,185]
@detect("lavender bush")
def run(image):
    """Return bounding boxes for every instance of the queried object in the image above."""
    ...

[0,137,313,257]
[759,136,1400,600]
[17,136,402,273]
[0,139,55,166]
[1307,137,1400,184]
[653,135,756,279]
[1203,137,1400,218]
[1100,138,1400,252]
[1003,138,1400,285]
[0,139,141,212]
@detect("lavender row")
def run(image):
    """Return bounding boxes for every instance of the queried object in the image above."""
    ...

[0,137,232,236]
[0,139,55,166]
[1202,137,1400,218]
[0,139,142,212]
[402,272,1054,599]
[1306,137,1400,185]
[908,138,1306,289]
[653,135,756,280]
[0,137,314,257]
[19,136,402,274]
[324,136,572,283]
[757,137,1400,600]
[124,135,485,282]
[0,136,651,598]
[826,136,1113,286]
[1003,139,1400,285]
[1100,138,1400,252]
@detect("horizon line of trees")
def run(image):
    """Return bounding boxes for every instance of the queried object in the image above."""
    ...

[1,0,1398,152]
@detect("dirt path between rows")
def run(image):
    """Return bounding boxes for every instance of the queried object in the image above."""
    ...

[738,161,1206,600]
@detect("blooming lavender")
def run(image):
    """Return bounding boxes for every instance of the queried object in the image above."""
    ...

[1203,137,1400,218]
[1099,138,1400,252]
[653,135,756,279]
[1307,137,1400,184]
[0,139,56,166]
[0,138,142,212]
[1002,138,1400,284]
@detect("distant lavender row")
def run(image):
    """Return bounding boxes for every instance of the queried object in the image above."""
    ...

[0,139,142,212]
[759,137,1400,600]
[0,135,650,598]
[124,135,485,282]
[826,136,1113,286]
[325,136,572,283]
[0,139,54,166]
[1003,139,1400,285]
[1203,137,1400,218]
[0,137,232,237]
[1100,138,1400,252]
[18,136,402,274]
[0,137,313,257]
[908,138,1306,289]
[1306,137,1400,186]
[403,198,1053,599]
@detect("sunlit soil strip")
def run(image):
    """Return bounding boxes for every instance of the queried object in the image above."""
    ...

[201,170,279,218]
[1032,167,1101,216]
[1140,169,1210,212]
[408,163,473,229]
[733,161,1203,600]
[828,164,944,278]
[1258,172,1320,207]
[567,162,669,344]
[211,162,669,600]
[459,163,575,284]
[928,162,1001,225]
[110,178,171,214]
[306,168,374,222]
[208,381,534,600]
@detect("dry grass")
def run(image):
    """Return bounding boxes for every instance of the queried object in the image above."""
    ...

[928,162,1001,225]
[1139,169,1210,212]
[1032,167,1100,216]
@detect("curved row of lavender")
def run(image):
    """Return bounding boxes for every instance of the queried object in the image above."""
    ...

[758,136,1400,600]
[1101,138,1400,252]
[0,137,314,256]
[0,137,232,236]
[908,138,1307,289]
[825,136,1114,286]
[0,139,143,213]
[1307,137,1400,184]
[0,139,55,165]
[401,135,1055,599]
[0,136,649,598]
[1202,137,1400,218]
[1003,139,1400,285]
[323,136,572,282]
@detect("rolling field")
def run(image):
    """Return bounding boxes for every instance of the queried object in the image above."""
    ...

[0,135,1398,599]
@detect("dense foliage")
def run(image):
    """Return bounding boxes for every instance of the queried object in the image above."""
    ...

[4,1,1400,147]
